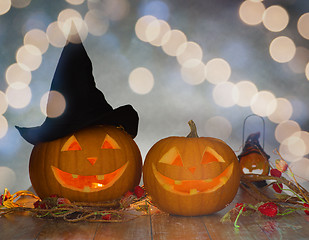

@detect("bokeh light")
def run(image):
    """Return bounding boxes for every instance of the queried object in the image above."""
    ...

[239,0,265,25]
[306,62,309,80]
[84,10,109,36]
[176,41,203,66]
[129,67,154,94]
[268,98,293,123]
[0,167,16,192]
[46,21,67,48]
[180,59,206,85]
[290,158,309,183]
[57,9,88,43]
[0,92,8,115]
[11,0,31,8]
[212,82,237,108]
[279,137,304,162]
[40,91,66,118]
[135,15,158,42]
[262,5,289,32]
[161,29,187,56]
[16,44,42,71]
[250,91,276,117]
[275,120,301,143]
[269,36,296,63]
[6,83,32,109]
[0,0,11,15]
[234,80,258,107]
[24,29,49,54]
[297,13,309,40]
[6,63,32,86]
[205,58,231,84]
[288,47,309,74]
[204,116,232,140]
[66,0,85,5]
[0,116,8,139]
[149,19,171,47]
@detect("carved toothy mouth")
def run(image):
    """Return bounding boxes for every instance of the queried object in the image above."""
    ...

[152,163,234,195]
[51,162,128,193]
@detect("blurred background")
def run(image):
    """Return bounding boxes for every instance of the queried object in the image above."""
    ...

[0,0,309,193]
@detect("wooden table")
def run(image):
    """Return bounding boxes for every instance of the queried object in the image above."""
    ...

[1,188,309,240]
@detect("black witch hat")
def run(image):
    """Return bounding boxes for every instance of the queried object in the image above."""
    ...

[16,33,138,145]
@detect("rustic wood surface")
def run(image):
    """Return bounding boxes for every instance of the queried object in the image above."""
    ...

[1,188,309,240]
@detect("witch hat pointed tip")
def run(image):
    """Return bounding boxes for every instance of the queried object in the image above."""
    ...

[65,21,83,44]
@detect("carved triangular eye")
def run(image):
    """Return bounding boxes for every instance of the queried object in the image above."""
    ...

[61,135,82,152]
[159,147,183,166]
[101,134,120,149]
[201,147,225,165]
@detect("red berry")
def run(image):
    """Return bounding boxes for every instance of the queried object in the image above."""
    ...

[258,202,278,217]
[102,214,112,220]
[272,183,283,193]
[270,169,282,178]
[304,203,309,215]
[33,200,41,208]
[235,203,247,212]
[134,186,145,198]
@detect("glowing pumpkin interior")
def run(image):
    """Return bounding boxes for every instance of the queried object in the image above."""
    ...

[153,146,234,195]
[52,133,127,193]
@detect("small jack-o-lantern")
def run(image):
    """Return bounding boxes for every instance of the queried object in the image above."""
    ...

[143,121,241,216]
[29,125,142,202]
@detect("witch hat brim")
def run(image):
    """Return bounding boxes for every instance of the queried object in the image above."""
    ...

[16,32,138,145]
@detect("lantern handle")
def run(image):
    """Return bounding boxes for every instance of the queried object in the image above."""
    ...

[242,114,265,149]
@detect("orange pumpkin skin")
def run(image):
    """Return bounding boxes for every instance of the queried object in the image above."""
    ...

[143,135,241,216]
[29,125,142,202]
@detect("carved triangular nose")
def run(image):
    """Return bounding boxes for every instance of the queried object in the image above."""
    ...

[188,167,196,174]
[87,157,97,165]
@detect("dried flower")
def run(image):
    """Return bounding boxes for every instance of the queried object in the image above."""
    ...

[258,202,278,217]
[270,169,282,178]
[275,159,288,173]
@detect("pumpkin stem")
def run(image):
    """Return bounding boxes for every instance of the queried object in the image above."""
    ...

[186,120,199,138]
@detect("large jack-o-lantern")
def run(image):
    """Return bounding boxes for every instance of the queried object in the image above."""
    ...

[143,121,241,216]
[29,125,142,202]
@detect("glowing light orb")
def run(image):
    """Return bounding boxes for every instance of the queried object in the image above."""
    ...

[6,63,31,86]
[181,59,206,85]
[306,62,309,81]
[135,15,158,42]
[84,10,109,36]
[24,29,49,54]
[205,58,231,84]
[6,83,32,109]
[205,116,232,140]
[46,22,67,48]
[250,91,276,117]
[269,36,296,63]
[297,13,309,40]
[275,120,301,143]
[0,116,8,139]
[65,0,84,5]
[40,91,66,118]
[213,82,237,108]
[0,0,11,15]
[290,158,309,183]
[268,98,293,124]
[161,29,187,56]
[239,0,265,25]
[234,80,258,107]
[262,5,289,32]
[176,41,203,66]
[149,19,171,47]
[0,167,16,192]
[16,44,42,71]
[129,67,154,94]
[11,0,31,8]
[0,92,8,115]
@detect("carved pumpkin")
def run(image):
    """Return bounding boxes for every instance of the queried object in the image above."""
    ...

[143,121,241,216]
[29,125,142,202]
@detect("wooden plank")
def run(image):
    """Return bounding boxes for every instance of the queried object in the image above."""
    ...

[36,220,98,240]
[94,215,151,240]
[0,212,47,239]
[151,212,211,240]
